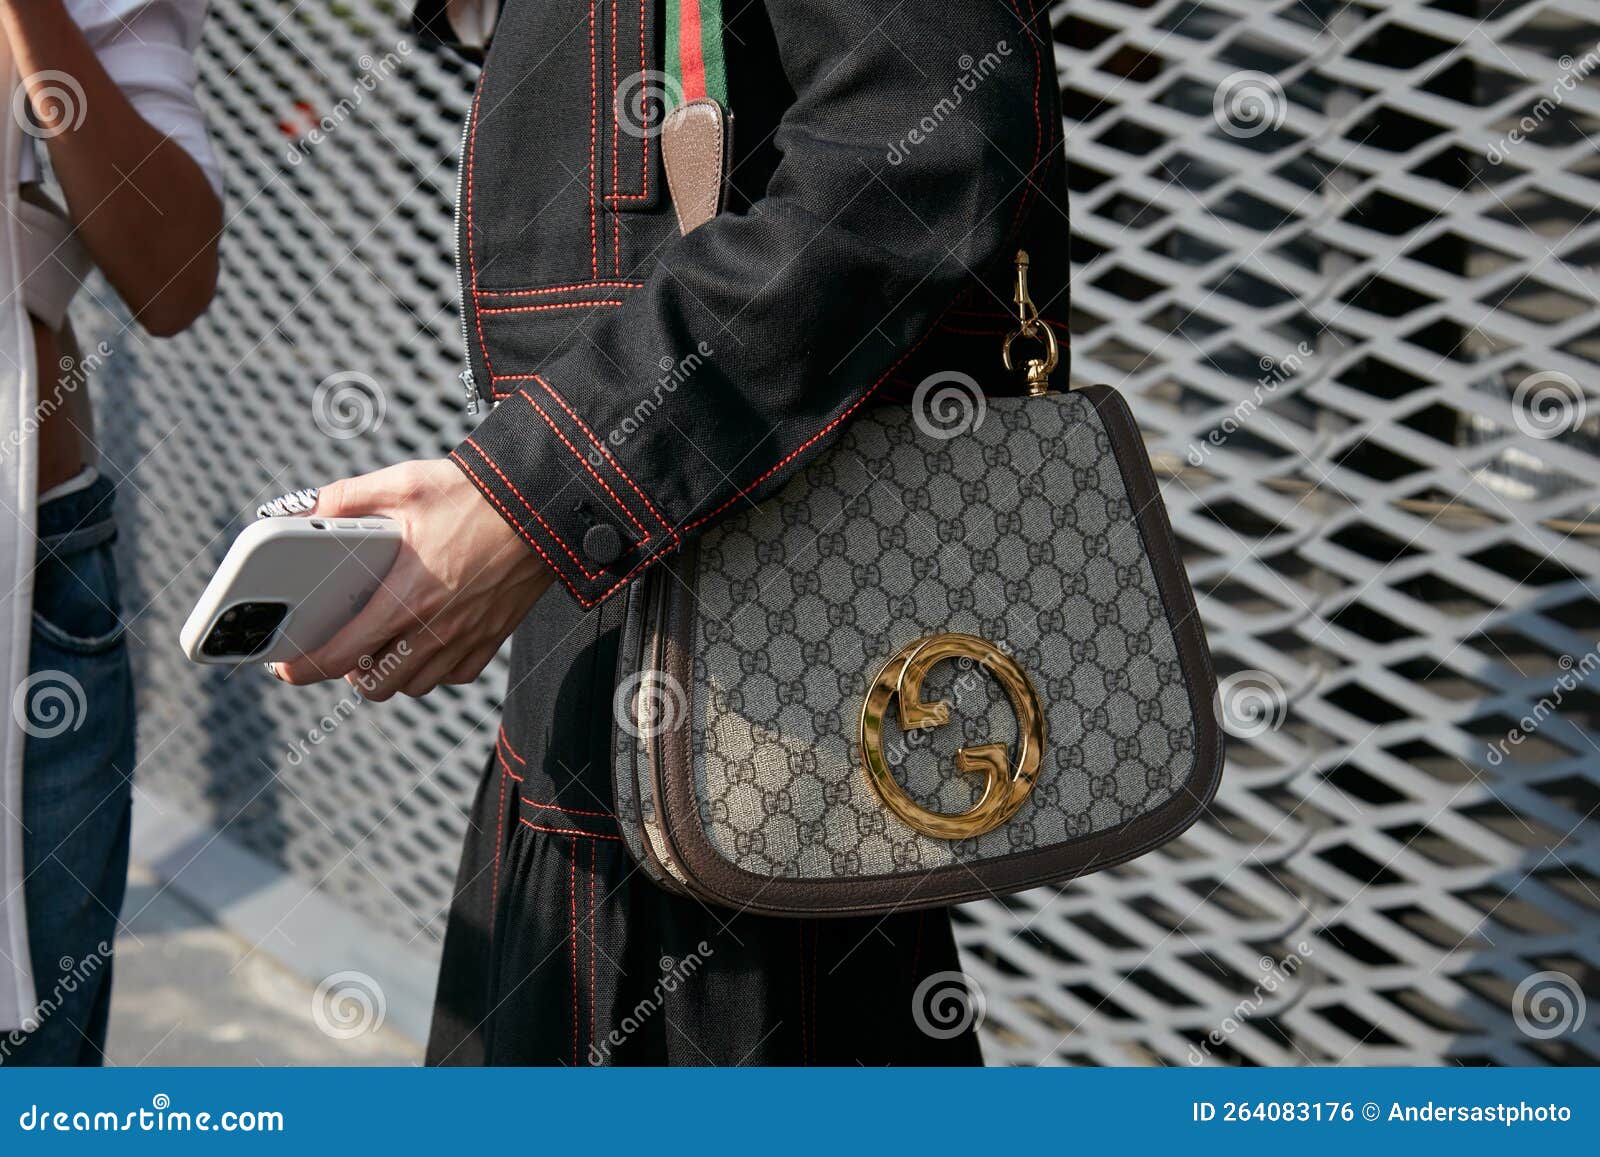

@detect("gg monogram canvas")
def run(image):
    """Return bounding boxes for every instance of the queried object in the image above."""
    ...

[613,386,1223,916]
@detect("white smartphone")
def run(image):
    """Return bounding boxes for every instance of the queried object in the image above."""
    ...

[180,516,403,664]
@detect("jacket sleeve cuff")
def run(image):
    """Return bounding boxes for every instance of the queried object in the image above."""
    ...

[449,376,679,610]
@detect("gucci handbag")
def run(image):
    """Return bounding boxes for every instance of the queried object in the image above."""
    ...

[610,95,1223,917]
[610,263,1225,917]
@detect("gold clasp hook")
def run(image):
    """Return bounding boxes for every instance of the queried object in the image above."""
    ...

[1002,249,1060,396]
[1013,248,1039,329]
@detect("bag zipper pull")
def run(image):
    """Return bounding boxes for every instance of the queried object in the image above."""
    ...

[461,368,480,415]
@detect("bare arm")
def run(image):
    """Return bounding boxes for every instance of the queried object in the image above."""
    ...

[2,0,221,335]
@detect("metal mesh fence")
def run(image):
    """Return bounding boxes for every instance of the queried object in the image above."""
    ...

[87,0,1596,1065]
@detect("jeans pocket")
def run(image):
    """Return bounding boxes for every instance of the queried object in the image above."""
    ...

[31,538,126,656]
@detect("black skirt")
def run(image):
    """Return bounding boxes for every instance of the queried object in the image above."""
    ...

[425,592,982,1066]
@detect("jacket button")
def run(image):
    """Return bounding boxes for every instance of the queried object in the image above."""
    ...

[582,522,625,565]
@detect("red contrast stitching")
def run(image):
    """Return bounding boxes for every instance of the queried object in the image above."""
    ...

[939,322,1020,337]
[681,320,944,534]
[476,281,642,298]
[672,18,1048,545]
[450,450,586,604]
[512,392,651,540]
[495,733,525,783]
[495,748,525,785]
[607,0,652,204]
[636,0,648,195]
[938,321,1070,338]
[492,762,505,928]
[464,437,609,581]
[458,0,1048,612]
[950,306,1066,322]
[520,796,617,821]
[478,300,626,315]
[530,376,673,537]
[611,0,620,273]
[466,67,492,379]
[499,729,617,819]
[523,817,622,841]
[498,726,526,763]
[496,305,954,610]
[565,539,655,608]
[1007,0,1043,234]
[588,0,599,279]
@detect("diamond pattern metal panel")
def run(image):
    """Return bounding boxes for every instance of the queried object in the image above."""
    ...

[85,0,1595,1065]
[87,0,487,952]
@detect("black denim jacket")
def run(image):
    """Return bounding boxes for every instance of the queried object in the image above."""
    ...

[437,0,1071,608]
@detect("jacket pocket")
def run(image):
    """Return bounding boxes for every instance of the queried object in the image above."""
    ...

[469,0,667,296]
[601,0,667,217]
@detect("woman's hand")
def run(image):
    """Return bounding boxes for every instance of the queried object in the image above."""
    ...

[272,460,554,700]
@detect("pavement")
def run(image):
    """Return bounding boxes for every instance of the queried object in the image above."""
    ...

[105,864,423,1067]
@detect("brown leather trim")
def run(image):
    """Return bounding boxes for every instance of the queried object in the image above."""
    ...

[625,568,694,896]
[610,578,656,869]
[649,389,1224,917]
[660,98,730,235]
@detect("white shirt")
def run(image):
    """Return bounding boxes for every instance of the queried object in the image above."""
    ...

[18,0,222,196]
[0,0,219,1035]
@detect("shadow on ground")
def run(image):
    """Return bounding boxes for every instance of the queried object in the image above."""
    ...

[108,866,423,1067]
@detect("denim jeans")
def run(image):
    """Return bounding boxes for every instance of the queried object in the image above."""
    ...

[3,476,133,1066]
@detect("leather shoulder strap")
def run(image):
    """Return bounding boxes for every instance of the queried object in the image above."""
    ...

[662,0,732,235]
[661,98,730,235]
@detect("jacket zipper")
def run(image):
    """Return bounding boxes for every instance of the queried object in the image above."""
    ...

[454,102,480,415]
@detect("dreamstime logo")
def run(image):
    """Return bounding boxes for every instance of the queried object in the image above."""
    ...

[311,970,387,1039]
[1,342,114,469]
[912,971,986,1039]
[284,642,412,765]
[11,670,87,739]
[1212,71,1286,139]
[1511,371,1586,439]
[912,371,986,440]
[1214,670,1288,738]
[1187,941,1314,1065]
[1512,970,1586,1040]
[1486,41,1600,164]
[614,670,688,740]
[588,340,712,463]
[588,943,714,1064]
[887,41,1012,164]
[312,371,386,440]
[1,941,112,1059]
[1186,341,1315,466]
[284,41,412,164]
[615,69,683,139]
[13,71,87,140]
[1486,646,1600,767]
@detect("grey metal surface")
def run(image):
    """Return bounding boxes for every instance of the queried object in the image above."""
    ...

[89,0,1596,1065]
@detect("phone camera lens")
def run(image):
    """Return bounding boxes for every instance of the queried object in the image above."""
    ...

[201,602,289,658]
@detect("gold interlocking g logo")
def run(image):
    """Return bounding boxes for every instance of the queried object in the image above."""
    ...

[858,633,1046,840]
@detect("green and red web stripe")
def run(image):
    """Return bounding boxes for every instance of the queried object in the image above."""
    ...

[666,0,727,105]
